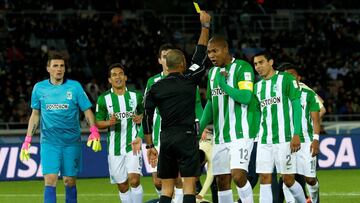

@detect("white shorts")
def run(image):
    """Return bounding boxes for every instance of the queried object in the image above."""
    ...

[256,142,296,174]
[108,152,142,184]
[212,138,254,175]
[296,142,317,178]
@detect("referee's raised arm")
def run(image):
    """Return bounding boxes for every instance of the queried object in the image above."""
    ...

[186,11,211,82]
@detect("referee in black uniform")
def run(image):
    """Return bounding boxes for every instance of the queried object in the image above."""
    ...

[142,11,211,203]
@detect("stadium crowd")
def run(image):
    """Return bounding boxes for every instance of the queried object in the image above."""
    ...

[1,3,360,124]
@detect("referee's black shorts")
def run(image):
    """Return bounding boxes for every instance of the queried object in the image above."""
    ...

[157,126,200,179]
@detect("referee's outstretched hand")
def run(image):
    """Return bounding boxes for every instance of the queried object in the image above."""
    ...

[147,148,158,168]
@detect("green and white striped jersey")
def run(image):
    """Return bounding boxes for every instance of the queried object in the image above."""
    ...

[206,58,257,144]
[299,82,321,143]
[143,72,164,147]
[96,88,144,156]
[254,71,301,144]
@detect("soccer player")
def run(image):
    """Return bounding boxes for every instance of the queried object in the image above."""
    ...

[252,51,306,203]
[199,36,258,203]
[95,63,144,203]
[19,54,101,203]
[279,63,323,203]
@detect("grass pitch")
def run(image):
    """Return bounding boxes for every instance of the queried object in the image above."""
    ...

[0,169,359,203]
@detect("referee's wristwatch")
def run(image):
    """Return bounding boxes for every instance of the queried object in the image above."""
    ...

[145,144,154,149]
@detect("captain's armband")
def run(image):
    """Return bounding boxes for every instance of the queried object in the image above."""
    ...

[238,81,253,91]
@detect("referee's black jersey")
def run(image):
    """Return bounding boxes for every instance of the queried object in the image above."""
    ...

[142,45,207,134]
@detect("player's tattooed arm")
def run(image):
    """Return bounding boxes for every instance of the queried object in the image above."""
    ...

[84,109,96,127]
[26,109,40,136]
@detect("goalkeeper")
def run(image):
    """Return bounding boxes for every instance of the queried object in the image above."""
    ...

[95,63,144,203]
[19,53,101,203]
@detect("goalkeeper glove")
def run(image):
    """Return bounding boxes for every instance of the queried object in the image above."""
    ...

[87,126,102,152]
[20,135,32,161]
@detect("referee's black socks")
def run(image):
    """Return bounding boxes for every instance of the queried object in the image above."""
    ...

[183,194,196,203]
[159,195,172,203]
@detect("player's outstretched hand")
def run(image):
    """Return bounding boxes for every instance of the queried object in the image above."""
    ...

[290,135,301,153]
[131,137,142,155]
[147,148,158,168]
[310,139,319,157]
[108,114,116,126]
[87,126,102,152]
[20,135,32,161]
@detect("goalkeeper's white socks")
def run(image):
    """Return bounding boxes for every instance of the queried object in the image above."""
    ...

[237,181,254,203]
[218,189,234,203]
[282,183,295,203]
[259,184,272,203]
[288,181,306,203]
[173,187,183,203]
[307,181,319,203]
[119,190,132,203]
[131,185,143,203]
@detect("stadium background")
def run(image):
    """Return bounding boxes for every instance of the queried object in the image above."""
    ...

[0,0,359,202]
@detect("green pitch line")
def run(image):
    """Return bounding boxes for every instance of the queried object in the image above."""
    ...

[0,169,359,203]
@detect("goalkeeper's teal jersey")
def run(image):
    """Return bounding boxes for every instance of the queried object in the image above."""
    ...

[206,58,257,144]
[31,79,92,146]
[139,72,203,146]
[298,82,321,143]
[254,71,301,144]
[96,89,143,155]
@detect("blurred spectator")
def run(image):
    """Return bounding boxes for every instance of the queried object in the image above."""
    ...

[1,3,360,124]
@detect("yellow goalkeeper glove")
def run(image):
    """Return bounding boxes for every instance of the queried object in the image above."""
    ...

[87,126,102,152]
[20,135,32,161]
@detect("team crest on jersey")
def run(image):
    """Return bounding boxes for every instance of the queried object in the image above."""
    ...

[272,85,277,92]
[129,99,135,108]
[66,91,72,100]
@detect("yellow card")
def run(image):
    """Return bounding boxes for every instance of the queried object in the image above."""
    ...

[193,2,201,13]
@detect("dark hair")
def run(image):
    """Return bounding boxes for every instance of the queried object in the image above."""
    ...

[158,43,175,58]
[166,49,185,70]
[278,62,303,76]
[47,53,65,67]
[208,35,228,48]
[108,63,125,77]
[252,50,273,63]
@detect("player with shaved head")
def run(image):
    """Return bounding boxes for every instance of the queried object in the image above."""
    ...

[199,35,259,203]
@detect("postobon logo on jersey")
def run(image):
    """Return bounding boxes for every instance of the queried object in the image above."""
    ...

[46,104,69,110]
[211,88,227,96]
[260,96,281,108]
[114,111,135,119]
